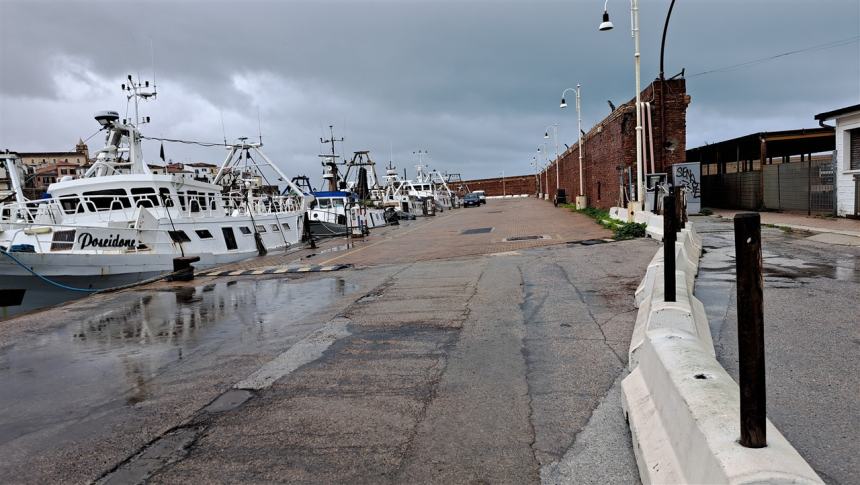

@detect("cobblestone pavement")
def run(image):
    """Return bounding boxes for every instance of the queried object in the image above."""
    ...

[0,199,653,484]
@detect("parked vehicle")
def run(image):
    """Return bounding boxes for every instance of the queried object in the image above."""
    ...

[463,193,481,207]
[473,190,487,205]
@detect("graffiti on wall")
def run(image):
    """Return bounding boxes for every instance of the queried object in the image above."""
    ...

[672,162,702,214]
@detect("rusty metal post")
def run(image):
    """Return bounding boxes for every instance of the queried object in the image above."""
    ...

[734,213,767,448]
[663,193,676,302]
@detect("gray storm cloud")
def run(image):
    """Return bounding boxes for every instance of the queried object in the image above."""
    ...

[1,0,857,182]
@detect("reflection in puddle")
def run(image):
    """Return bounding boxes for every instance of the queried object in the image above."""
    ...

[0,277,356,445]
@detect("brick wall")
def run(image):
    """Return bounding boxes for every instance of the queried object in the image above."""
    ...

[466,79,688,209]
[462,175,537,196]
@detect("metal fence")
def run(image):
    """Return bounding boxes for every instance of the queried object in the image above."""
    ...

[763,158,835,214]
[701,157,835,214]
[701,171,761,210]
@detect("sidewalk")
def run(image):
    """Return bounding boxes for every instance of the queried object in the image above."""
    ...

[708,209,860,246]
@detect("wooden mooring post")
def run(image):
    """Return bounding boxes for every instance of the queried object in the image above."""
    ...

[663,193,676,303]
[733,212,767,448]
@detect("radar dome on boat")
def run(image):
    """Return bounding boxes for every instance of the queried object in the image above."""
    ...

[94,110,120,127]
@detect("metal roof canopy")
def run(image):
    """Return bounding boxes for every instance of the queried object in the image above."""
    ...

[686,127,834,166]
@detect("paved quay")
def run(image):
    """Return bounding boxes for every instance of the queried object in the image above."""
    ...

[0,198,656,484]
[693,215,860,485]
[709,209,860,246]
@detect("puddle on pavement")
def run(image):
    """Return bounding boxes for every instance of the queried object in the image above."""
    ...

[695,219,860,340]
[0,276,356,446]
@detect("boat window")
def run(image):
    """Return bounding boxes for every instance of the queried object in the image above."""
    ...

[332,198,345,208]
[159,188,175,207]
[168,230,191,243]
[195,229,213,239]
[82,189,131,211]
[58,195,81,214]
[222,227,238,250]
[255,225,267,233]
[271,224,280,232]
[178,191,187,211]
[317,198,331,209]
[281,223,291,231]
[131,187,160,208]
[187,190,201,212]
[239,226,252,235]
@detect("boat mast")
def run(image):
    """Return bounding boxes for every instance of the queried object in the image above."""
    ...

[320,125,343,192]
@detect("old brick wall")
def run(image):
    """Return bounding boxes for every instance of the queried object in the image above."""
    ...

[461,175,537,196]
[540,79,688,210]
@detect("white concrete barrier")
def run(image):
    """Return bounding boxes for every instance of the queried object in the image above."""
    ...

[609,206,629,222]
[623,220,823,485]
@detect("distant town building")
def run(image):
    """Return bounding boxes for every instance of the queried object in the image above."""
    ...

[815,104,860,218]
[17,139,90,168]
[186,162,219,183]
[32,162,86,192]
[145,161,218,182]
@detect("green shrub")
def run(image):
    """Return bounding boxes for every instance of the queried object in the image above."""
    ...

[614,222,647,240]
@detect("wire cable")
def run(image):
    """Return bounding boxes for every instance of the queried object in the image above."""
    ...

[688,36,859,78]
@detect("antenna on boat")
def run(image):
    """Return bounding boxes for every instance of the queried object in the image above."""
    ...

[121,73,157,126]
[257,106,263,145]
[219,109,228,146]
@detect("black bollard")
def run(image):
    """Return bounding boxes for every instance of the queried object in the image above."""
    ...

[303,212,316,249]
[663,194,676,302]
[169,256,200,282]
[733,213,767,448]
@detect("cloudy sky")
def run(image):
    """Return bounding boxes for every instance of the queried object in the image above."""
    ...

[1,0,858,184]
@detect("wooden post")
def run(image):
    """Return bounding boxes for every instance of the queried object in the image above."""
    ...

[663,193,676,302]
[733,213,767,448]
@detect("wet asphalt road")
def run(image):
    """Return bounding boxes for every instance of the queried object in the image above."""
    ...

[0,202,656,484]
[693,215,860,485]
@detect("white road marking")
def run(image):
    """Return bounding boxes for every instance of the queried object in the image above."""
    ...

[234,318,351,390]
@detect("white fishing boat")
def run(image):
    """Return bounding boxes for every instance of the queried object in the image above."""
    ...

[300,127,388,237]
[0,76,310,317]
[380,163,458,217]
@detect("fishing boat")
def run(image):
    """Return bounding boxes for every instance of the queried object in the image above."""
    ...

[0,76,310,318]
[301,127,388,237]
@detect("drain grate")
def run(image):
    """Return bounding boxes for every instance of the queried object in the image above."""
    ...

[567,238,617,246]
[461,227,494,235]
[505,236,544,241]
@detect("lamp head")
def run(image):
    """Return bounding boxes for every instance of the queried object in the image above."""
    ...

[599,11,614,31]
[544,132,549,139]
[560,98,567,108]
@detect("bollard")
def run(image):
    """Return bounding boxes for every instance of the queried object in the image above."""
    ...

[303,212,316,249]
[663,193,676,302]
[169,256,200,282]
[672,186,684,227]
[733,213,767,448]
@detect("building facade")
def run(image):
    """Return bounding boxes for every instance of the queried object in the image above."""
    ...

[17,139,90,168]
[816,104,860,218]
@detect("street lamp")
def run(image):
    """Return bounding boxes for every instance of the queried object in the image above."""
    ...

[531,158,542,197]
[561,85,585,208]
[544,124,560,193]
[600,0,645,211]
[537,145,549,200]
[500,170,506,197]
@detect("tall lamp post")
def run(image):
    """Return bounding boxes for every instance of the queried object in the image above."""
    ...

[600,0,644,211]
[543,124,560,196]
[532,158,542,197]
[537,144,549,200]
[561,85,586,208]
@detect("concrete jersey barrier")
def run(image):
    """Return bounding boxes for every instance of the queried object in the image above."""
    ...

[622,216,823,484]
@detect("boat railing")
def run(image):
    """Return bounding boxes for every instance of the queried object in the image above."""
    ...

[0,192,303,225]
